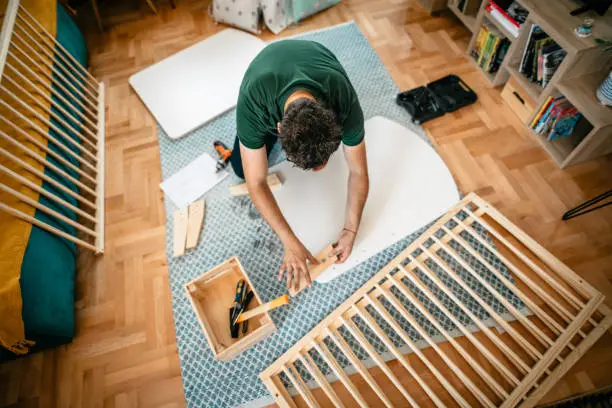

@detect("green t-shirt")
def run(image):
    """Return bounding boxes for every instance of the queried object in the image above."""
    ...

[236,40,364,150]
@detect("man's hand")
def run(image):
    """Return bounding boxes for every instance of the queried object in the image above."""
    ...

[278,238,320,292]
[330,228,356,263]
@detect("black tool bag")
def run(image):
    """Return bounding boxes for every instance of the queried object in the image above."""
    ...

[396,75,478,125]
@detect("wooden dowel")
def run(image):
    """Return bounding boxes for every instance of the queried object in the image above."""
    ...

[11,29,98,109]
[13,20,99,98]
[367,294,471,408]
[0,183,97,238]
[0,147,96,210]
[0,163,96,223]
[17,5,99,85]
[6,55,99,131]
[463,209,587,307]
[3,74,98,152]
[440,227,572,336]
[0,202,97,251]
[443,222,580,324]
[395,264,521,387]
[355,300,447,408]
[1,85,98,165]
[401,255,531,375]
[0,129,97,195]
[5,63,99,142]
[339,316,422,408]
[9,43,98,120]
[297,353,346,408]
[326,328,395,408]
[423,240,555,349]
[377,284,496,408]
[424,245,545,362]
[312,341,369,408]
[0,96,97,174]
[282,364,321,408]
[386,273,509,400]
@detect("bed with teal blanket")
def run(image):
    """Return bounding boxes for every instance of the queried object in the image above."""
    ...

[0,4,89,361]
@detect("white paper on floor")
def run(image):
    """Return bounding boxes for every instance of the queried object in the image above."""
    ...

[129,29,266,140]
[160,153,228,208]
[270,116,460,283]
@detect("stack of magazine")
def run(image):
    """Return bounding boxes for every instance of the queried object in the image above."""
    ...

[531,96,581,141]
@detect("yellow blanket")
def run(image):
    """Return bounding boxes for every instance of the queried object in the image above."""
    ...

[0,0,57,354]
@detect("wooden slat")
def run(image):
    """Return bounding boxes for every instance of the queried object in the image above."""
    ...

[0,128,97,195]
[376,284,496,408]
[312,341,369,408]
[387,273,510,399]
[0,163,96,223]
[5,62,99,141]
[173,207,188,257]
[0,202,97,251]
[326,328,395,408]
[354,300,447,408]
[0,146,96,210]
[396,264,521,386]
[297,353,346,408]
[0,183,97,237]
[282,363,320,408]
[366,293,471,408]
[17,5,99,85]
[339,316,422,408]
[185,199,205,249]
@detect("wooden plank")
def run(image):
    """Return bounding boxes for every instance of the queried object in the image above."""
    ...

[235,295,289,323]
[230,173,281,196]
[186,199,205,249]
[173,207,188,257]
[289,244,337,296]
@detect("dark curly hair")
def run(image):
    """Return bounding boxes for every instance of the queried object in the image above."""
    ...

[279,98,342,169]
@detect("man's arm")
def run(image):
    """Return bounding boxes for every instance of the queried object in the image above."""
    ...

[331,139,369,263]
[240,142,319,291]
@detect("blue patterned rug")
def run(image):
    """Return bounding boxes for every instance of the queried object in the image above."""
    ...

[157,22,525,408]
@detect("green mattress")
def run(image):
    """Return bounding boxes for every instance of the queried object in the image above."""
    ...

[0,4,89,360]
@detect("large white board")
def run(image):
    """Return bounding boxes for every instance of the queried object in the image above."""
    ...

[129,29,265,140]
[270,116,460,283]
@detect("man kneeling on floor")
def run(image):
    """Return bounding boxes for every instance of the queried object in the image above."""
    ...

[231,39,370,292]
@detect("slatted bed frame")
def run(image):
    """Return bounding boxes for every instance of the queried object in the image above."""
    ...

[260,193,611,408]
[0,0,105,253]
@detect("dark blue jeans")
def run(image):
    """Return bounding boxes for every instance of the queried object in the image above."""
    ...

[230,133,279,179]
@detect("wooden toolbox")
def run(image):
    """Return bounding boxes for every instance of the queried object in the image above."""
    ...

[185,257,276,361]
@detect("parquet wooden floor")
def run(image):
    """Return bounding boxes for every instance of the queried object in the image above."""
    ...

[1,0,611,407]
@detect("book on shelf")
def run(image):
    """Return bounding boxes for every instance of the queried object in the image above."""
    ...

[472,24,511,74]
[519,25,566,88]
[486,2,520,38]
[530,96,581,141]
